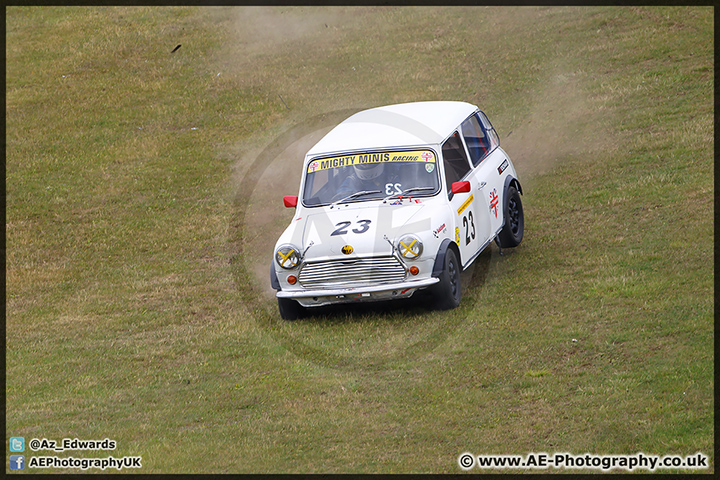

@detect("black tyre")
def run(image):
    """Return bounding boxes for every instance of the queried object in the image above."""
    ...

[278,297,305,321]
[429,247,462,310]
[497,185,524,248]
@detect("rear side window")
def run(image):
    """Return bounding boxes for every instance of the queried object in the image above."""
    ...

[477,111,500,151]
[441,131,471,192]
[461,114,490,166]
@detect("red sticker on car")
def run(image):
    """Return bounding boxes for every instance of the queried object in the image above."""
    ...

[489,188,499,218]
[498,159,509,175]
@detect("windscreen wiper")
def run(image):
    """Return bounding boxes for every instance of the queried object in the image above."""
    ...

[330,190,381,209]
[383,186,435,203]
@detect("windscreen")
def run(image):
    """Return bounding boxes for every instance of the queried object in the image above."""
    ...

[302,150,440,206]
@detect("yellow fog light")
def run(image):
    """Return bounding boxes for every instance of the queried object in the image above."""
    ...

[275,244,300,269]
[397,234,423,260]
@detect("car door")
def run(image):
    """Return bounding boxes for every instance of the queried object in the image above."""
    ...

[460,111,506,242]
[441,131,489,268]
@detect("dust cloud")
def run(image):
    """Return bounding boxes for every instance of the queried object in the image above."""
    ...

[502,69,608,179]
[226,7,358,50]
[471,7,610,179]
[216,6,369,86]
[222,7,379,299]
[244,127,332,298]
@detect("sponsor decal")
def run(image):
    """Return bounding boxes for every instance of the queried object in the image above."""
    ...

[455,227,460,245]
[457,194,474,215]
[390,199,403,205]
[307,150,436,173]
[497,158,509,175]
[489,188,499,218]
[425,163,435,173]
[432,223,447,238]
[341,245,354,255]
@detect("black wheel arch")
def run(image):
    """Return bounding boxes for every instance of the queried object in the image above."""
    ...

[270,261,281,291]
[432,238,461,278]
[503,175,523,198]
[502,176,523,226]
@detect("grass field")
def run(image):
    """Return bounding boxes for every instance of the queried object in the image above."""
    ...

[5,6,713,474]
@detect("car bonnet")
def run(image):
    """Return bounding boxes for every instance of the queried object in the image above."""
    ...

[298,202,430,261]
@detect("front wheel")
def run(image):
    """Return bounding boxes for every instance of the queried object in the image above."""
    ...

[497,185,524,248]
[428,248,462,310]
[278,297,305,321]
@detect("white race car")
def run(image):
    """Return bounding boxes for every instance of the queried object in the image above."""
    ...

[270,101,524,320]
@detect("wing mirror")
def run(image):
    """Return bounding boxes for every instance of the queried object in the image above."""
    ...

[283,196,298,208]
[451,181,471,194]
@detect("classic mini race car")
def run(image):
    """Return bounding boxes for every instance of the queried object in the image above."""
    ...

[270,101,524,320]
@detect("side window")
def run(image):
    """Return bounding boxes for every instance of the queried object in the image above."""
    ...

[461,114,490,167]
[441,131,471,193]
[477,111,500,150]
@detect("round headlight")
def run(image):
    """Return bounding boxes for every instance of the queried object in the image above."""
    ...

[275,244,301,269]
[397,234,423,260]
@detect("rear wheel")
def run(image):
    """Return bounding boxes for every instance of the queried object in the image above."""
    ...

[429,248,462,310]
[497,185,524,248]
[278,297,305,321]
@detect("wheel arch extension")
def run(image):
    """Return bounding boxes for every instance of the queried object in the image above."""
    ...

[504,175,523,197]
[270,261,281,291]
[500,175,523,230]
[431,238,461,278]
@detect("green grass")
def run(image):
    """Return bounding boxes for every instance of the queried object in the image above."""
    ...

[6,6,713,474]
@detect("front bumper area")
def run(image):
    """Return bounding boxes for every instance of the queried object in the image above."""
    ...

[276,277,439,307]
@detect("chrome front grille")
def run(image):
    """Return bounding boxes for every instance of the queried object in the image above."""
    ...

[298,256,407,288]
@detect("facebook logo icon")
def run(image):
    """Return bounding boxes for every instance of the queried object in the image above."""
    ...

[10,455,25,470]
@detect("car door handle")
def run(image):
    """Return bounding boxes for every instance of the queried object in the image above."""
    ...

[478,182,486,190]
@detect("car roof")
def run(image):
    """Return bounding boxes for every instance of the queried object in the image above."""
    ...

[306,101,478,158]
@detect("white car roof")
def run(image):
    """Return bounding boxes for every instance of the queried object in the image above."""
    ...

[306,101,478,158]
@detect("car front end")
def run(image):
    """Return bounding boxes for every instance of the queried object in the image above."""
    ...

[272,199,444,308]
